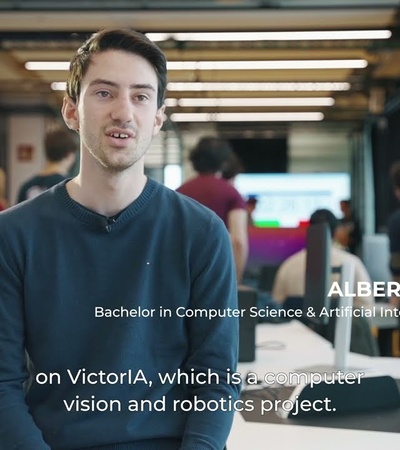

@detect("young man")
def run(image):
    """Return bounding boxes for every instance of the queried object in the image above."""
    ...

[16,126,78,203]
[0,29,239,450]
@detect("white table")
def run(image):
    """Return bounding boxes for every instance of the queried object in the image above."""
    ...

[227,320,400,449]
[370,303,399,329]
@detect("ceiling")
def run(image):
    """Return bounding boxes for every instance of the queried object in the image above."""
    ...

[0,0,400,130]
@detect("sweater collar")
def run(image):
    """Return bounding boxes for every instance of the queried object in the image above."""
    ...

[54,177,159,231]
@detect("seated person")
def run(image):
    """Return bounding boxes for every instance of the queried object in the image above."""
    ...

[271,208,375,311]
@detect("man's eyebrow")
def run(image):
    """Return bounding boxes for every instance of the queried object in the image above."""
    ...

[130,83,156,92]
[89,79,155,91]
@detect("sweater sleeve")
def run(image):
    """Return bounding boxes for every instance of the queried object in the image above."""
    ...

[0,236,51,450]
[179,215,241,450]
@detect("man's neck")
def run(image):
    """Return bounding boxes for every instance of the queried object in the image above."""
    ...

[66,166,147,217]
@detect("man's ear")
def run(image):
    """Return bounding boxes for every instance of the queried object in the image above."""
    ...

[153,104,166,136]
[61,96,79,132]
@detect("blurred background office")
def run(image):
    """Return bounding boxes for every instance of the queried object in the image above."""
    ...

[0,1,400,354]
[1,1,400,228]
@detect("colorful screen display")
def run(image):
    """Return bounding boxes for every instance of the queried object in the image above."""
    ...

[235,172,351,228]
[246,226,308,273]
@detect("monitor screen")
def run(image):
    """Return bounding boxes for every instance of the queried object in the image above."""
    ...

[234,172,351,228]
[246,226,307,274]
[304,222,331,326]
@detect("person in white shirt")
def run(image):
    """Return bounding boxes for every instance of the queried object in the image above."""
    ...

[272,208,375,310]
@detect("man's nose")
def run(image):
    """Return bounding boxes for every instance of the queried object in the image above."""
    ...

[111,94,133,123]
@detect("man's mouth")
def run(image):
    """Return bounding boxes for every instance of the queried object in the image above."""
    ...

[110,132,129,139]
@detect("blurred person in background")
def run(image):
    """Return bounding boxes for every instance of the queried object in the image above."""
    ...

[221,151,243,185]
[245,196,258,227]
[335,199,362,255]
[0,167,8,211]
[177,136,248,282]
[16,126,79,203]
[272,208,374,311]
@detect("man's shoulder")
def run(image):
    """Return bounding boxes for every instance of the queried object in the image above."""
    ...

[0,186,57,226]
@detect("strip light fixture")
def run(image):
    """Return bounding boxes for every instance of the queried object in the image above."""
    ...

[30,60,367,72]
[170,112,324,122]
[167,59,367,70]
[26,62,69,70]
[166,82,350,92]
[51,82,67,90]
[51,81,350,93]
[164,97,335,107]
[147,30,392,42]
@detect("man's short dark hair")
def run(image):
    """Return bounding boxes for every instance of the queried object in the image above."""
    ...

[66,28,167,109]
[309,208,338,238]
[189,137,233,173]
[45,127,79,162]
[390,161,400,188]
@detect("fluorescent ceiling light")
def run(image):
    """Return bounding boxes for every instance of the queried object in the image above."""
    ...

[53,81,349,94]
[34,60,367,72]
[26,62,70,70]
[170,112,324,122]
[167,59,367,70]
[51,82,66,90]
[167,82,350,92]
[147,30,391,42]
[165,97,335,107]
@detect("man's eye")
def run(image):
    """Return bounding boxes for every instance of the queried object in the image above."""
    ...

[96,91,110,98]
[136,95,149,102]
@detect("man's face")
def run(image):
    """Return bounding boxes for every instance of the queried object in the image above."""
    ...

[63,50,164,173]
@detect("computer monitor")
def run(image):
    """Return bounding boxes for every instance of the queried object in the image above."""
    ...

[362,234,391,286]
[303,223,359,372]
[234,172,350,228]
[245,226,308,277]
[303,222,331,327]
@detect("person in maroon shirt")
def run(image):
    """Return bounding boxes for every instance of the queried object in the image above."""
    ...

[177,136,248,282]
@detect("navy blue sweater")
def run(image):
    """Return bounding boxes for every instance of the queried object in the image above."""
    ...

[0,178,240,450]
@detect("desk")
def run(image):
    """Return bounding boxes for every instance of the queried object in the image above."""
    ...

[370,303,399,329]
[227,321,400,450]
[370,304,400,356]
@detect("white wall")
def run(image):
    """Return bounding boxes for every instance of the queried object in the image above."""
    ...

[288,123,352,173]
[178,121,353,180]
[7,115,47,205]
